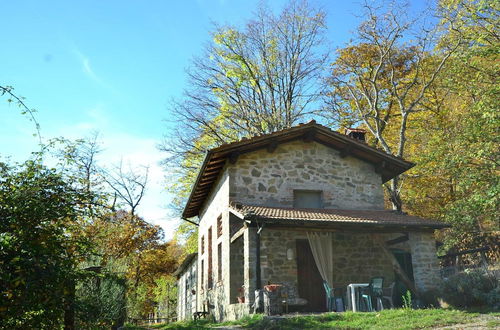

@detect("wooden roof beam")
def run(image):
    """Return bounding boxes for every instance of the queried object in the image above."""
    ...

[375,160,387,174]
[302,129,316,143]
[229,152,239,164]
[267,140,278,153]
[339,144,353,158]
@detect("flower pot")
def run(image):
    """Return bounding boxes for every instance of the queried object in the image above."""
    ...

[237,296,245,303]
[264,284,282,292]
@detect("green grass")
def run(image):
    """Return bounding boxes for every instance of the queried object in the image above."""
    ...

[124,308,499,330]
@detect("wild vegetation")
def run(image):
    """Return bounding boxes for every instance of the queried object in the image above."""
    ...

[1,0,498,328]
[0,122,182,328]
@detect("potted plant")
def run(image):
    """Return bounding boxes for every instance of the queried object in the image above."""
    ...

[264,284,282,292]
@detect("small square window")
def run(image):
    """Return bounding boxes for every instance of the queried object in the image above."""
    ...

[293,190,322,209]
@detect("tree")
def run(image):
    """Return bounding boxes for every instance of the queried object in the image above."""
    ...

[325,0,461,211]
[82,210,182,319]
[0,90,183,325]
[54,134,109,217]
[403,0,499,255]
[0,161,92,329]
[162,0,328,212]
[103,161,149,216]
[75,272,126,329]
[0,85,42,145]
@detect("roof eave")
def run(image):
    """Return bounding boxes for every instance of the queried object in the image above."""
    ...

[182,122,416,218]
[249,215,450,230]
[181,150,214,219]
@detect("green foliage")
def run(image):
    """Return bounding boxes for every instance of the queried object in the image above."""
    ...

[0,85,42,144]
[75,273,126,328]
[402,290,413,310]
[174,222,198,254]
[403,0,499,254]
[0,161,91,329]
[127,282,151,319]
[441,269,500,308]
[153,276,177,320]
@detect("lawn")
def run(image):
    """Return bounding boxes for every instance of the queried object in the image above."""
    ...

[124,308,500,329]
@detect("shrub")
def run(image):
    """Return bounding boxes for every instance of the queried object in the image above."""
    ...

[440,268,499,308]
[419,289,440,308]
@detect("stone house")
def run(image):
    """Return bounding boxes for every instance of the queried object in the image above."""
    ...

[179,121,447,321]
[173,253,197,321]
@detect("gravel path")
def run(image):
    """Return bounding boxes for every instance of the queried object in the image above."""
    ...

[435,314,500,329]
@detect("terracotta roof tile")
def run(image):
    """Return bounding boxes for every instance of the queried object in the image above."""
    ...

[182,120,415,218]
[229,203,448,229]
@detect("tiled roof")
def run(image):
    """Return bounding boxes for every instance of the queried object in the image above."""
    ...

[182,120,415,219]
[229,203,449,229]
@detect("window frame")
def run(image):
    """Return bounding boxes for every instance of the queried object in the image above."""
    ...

[293,189,323,209]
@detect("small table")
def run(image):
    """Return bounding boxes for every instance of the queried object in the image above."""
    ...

[346,283,369,312]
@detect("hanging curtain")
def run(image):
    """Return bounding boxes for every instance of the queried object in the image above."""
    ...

[307,232,334,288]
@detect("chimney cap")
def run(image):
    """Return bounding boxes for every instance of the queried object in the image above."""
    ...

[345,127,367,134]
[345,127,367,142]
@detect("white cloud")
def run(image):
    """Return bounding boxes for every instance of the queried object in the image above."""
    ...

[72,47,113,90]
[56,105,180,239]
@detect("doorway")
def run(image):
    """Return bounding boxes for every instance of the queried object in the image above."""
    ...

[296,239,326,312]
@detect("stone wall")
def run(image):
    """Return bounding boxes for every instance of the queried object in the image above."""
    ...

[191,137,442,321]
[259,229,396,300]
[198,170,231,320]
[331,232,395,287]
[229,236,244,304]
[409,232,441,292]
[228,140,384,210]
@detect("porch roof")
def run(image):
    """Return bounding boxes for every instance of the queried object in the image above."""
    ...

[229,203,449,230]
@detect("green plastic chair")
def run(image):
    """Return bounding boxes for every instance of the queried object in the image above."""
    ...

[323,281,336,312]
[360,277,384,311]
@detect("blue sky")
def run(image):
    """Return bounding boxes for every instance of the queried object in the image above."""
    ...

[0,0,427,238]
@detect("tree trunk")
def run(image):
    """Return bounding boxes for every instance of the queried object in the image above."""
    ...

[386,177,403,212]
[63,278,75,330]
[375,235,419,298]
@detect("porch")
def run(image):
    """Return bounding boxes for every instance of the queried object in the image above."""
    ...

[227,204,446,317]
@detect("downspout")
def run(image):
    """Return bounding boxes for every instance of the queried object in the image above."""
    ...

[255,222,263,290]
[182,217,200,226]
[245,214,263,290]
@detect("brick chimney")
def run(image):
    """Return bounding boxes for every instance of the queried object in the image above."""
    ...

[345,128,367,142]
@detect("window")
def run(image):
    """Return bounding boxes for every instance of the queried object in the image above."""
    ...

[293,190,323,208]
[217,243,222,281]
[217,214,223,238]
[208,227,213,289]
[201,259,204,290]
[201,235,205,254]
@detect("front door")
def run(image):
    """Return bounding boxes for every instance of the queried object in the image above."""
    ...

[296,239,326,312]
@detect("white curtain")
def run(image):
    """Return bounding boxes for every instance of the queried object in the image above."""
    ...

[307,232,334,288]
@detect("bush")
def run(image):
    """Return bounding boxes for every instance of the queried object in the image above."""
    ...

[441,268,500,308]
[419,289,440,308]
[75,273,127,328]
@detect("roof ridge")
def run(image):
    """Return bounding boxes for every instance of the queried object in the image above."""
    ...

[212,120,409,163]
[183,121,415,218]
